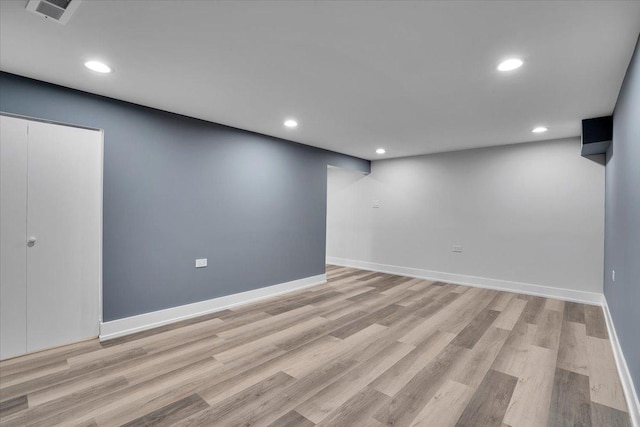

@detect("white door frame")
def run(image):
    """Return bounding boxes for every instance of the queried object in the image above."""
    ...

[0,112,104,338]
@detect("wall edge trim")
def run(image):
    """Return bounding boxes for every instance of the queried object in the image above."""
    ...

[326,257,603,305]
[99,273,327,341]
[603,296,640,427]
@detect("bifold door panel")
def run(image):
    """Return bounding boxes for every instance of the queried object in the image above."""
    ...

[0,115,102,360]
[0,116,29,359]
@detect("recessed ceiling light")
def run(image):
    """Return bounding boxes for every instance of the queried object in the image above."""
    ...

[376,148,386,154]
[532,126,548,133]
[497,58,523,72]
[84,60,112,74]
[284,119,298,128]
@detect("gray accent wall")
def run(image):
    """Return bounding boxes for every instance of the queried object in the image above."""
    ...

[0,72,370,321]
[605,36,640,396]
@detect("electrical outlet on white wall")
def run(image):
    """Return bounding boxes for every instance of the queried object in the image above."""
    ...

[452,245,463,253]
[195,258,207,268]
[372,199,380,208]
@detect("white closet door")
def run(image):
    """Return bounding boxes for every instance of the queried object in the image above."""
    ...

[26,120,102,353]
[0,116,28,360]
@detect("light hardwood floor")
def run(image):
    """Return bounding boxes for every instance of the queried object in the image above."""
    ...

[0,266,631,426]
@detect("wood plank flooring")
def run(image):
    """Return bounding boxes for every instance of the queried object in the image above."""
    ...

[0,266,631,426]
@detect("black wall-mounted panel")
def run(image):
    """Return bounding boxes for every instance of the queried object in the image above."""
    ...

[581,116,612,156]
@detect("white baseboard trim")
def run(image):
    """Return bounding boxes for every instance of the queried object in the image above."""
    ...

[326,257,603,305]
[602,296,640,427]
[99,274,327,341]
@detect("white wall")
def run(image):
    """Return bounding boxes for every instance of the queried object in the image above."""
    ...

[327,138,605,297]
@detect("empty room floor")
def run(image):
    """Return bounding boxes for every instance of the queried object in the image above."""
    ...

[0,266,631,426]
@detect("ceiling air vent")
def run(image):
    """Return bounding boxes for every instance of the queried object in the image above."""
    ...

[26,0,82,25]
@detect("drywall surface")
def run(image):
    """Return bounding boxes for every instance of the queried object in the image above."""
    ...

[0,72,369,321]
[328,137,604,293]
[605,37,640,396]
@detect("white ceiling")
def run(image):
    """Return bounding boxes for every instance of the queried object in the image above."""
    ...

[1,1,639,160]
